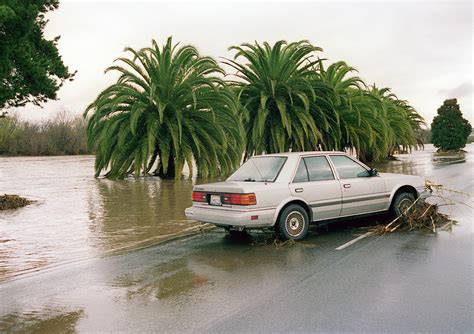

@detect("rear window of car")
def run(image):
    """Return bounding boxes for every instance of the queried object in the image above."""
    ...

[227,156,287,182]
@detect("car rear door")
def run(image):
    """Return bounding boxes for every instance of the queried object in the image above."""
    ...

[328,154,388,216]
[289,155,342,221]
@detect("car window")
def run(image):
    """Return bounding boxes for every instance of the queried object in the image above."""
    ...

[293,159,309,182]
[227,156,286,182]
[329,155,368,179]
[304,156,335,181]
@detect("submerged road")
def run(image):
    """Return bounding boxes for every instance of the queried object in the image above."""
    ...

[0,148,473,332]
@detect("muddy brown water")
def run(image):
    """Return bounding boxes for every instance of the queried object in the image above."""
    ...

[0,144,470,282]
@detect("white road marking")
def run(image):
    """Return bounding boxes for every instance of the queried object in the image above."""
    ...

[335,231,373,251]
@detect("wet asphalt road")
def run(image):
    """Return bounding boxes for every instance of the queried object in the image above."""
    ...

[0,148,473,333]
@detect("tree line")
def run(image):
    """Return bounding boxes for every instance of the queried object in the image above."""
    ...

[84,38,425,179]
[0,111,89,156]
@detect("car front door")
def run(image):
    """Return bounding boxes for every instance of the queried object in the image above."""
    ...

[289,155,342,221]
[328,155,388,216]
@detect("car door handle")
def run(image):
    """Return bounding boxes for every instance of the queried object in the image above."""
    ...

[343,184,351,188]
[295,188,304,193]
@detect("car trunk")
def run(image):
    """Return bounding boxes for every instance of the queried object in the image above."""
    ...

[192,181,262,210]
[193,181,253,193]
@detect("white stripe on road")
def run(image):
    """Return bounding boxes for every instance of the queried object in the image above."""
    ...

[335,231,373,251]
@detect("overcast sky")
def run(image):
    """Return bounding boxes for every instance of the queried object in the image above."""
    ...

[15,0,473,125]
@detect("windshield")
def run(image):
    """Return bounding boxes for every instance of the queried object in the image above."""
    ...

[227,156,287,182]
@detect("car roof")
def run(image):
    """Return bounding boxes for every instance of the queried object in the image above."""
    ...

[253,151,348,158]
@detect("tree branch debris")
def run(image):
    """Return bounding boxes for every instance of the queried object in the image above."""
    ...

[0,194,33,210]
[371,180,471,234]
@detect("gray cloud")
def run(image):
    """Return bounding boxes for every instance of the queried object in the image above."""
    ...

[438,81,473,98]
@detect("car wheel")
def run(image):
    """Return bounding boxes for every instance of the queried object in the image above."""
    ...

[391,192,415,217]
[277,204,309,241]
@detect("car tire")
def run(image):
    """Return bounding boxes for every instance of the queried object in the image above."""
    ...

[277,204,309,241]
[391,192,415,218]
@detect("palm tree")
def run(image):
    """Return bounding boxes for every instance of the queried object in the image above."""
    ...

[367,86,424,157]
[396,97,426,150]
[224,40,324,158]
[85,37,244,179]
[315,60,423,162]
[315,60,390,161]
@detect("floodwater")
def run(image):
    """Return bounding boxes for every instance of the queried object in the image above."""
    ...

[0,156,206,281]
[0,144,471,282]
[0,144,473,332]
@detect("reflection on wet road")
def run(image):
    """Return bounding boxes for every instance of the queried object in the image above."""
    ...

[1,308,84,333]
[0,144,473,332]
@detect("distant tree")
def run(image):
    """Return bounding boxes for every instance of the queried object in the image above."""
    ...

[0,0,75,110]
[431,99,471,151]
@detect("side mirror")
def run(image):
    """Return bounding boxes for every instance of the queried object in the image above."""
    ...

[368,168,378,177]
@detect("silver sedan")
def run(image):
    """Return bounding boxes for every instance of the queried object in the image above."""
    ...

[185,152,426,240]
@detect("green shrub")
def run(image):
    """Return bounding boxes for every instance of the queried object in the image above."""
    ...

[431,99,471,151]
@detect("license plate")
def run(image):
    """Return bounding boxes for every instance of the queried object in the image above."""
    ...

[210,194,222,206]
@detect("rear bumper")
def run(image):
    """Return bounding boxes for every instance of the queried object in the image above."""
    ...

[185,206,276,228]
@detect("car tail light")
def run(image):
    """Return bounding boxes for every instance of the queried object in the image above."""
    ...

[223,193,257,205]
[192,191,206,202]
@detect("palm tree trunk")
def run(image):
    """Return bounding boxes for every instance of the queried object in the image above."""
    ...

[358,149,374,164]
[146,145,160,173]
[154,151,176,179]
